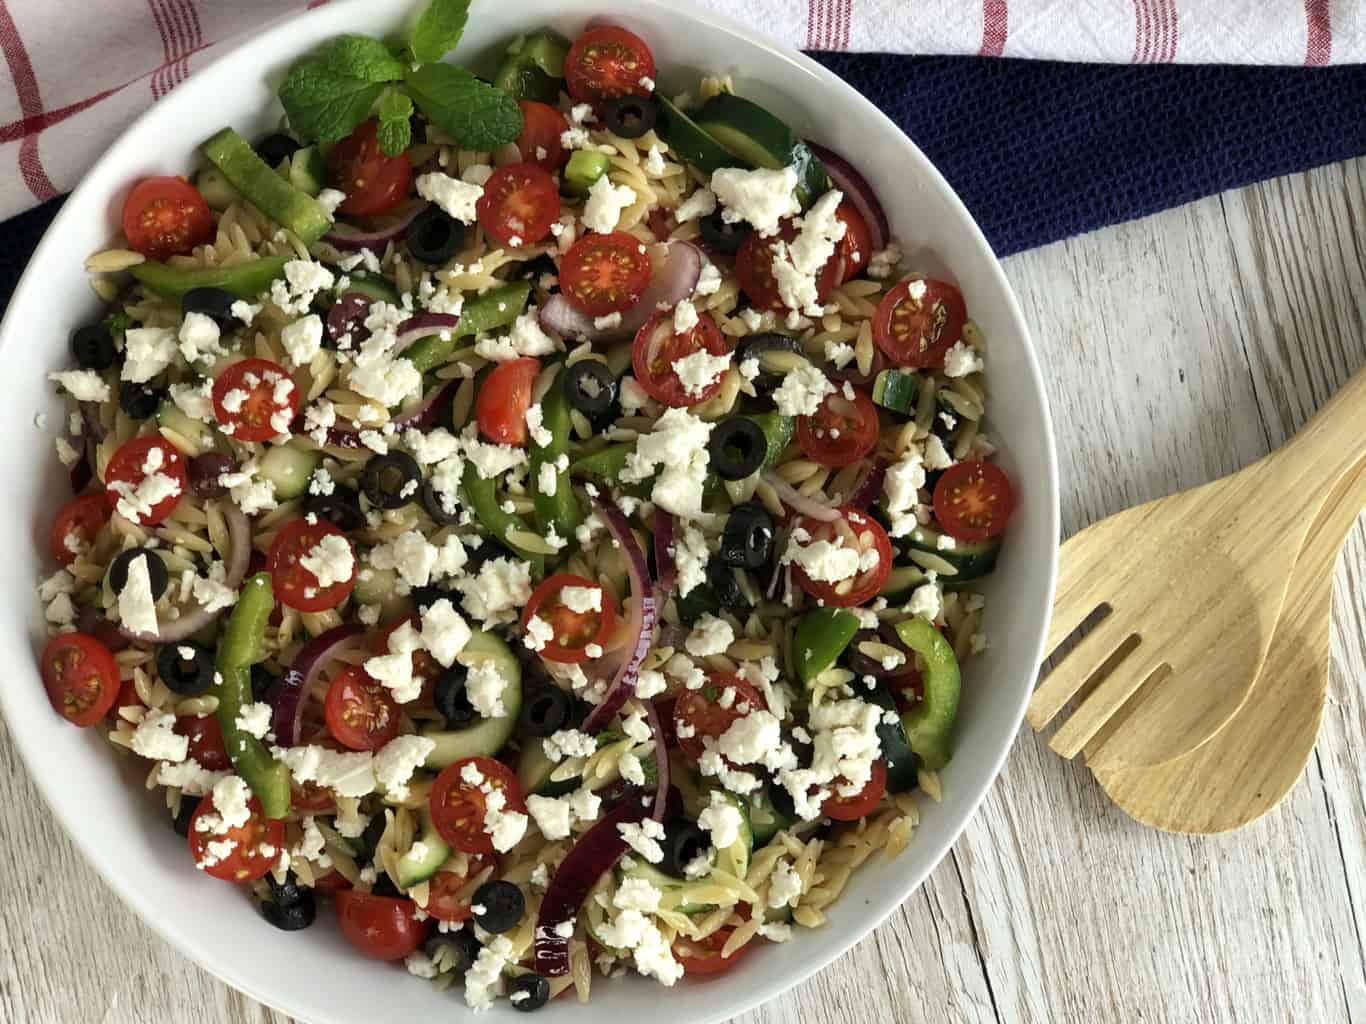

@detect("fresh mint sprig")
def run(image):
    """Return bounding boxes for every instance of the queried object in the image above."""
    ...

[278,0,520,157]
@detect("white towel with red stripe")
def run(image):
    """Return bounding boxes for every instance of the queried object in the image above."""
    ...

[0,0,1361,222]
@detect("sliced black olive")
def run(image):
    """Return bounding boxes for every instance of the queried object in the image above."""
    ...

[515,252,560,284]
[708,417,767,481]
[372,874,402,899]
[304,485,367,532]
[426,930,481,975]
[561,360,618,420]
[518,687,572,738]
[719,502,775,569]
[255,132,301,169]
[600,96,659,140]
[359,814,386,858]
[326,293,373,351]
[118,380,164,420]
[700,211,751,254]
[361,451,422,510]
[658,817,709,880]
[108,548,168,600]
[434,665,477,728]
[251,664,278,702]
[706,559,750,610]
[735,333,807,392]
[420,477,462,527]
[156,641,216,696]
[188,452,235,498]
[69,323,116,371]
[472,880,525,934]
[406,206,466,265]
[509,972,551,1012]
[769,778,798,822]
[181,286,238,329]
[172,795,202,837]
[411,585,457,614]
[262,896,316,931]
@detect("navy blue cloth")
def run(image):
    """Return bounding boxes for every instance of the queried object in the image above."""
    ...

[4,55,1366,307]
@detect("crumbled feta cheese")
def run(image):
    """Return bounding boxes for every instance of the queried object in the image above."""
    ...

[273,744,376,798]
[698,790,744,850]
[768,190,846,315]
[121,326,177,383]
[117,552,160,636]
[130,708,188,762]
[711,166,800,237]
[907,581,942,621]
[685,613,734,657]
[543,729,598,763]
[235,702,272,740]
[300,533,354,589]
[420,598,471,668]
[178,312,223,364]
[415,172,483,223]
[230,299,262,325]
[374,735,437,801]
[773,362,834,417]
[559,585,602,614]
[365,620,426,704]
[671,347,730,399]
[270,260,335,316]
[464,934,516,1010]
[280,314,324,368]
[943,340,984,378]
[617,818,666,863]
[674,187,717,223]
[768,858,803,907]
[867,242,902,280]
[453,557,532,628]
[582,175,637,234]
[466,660,509,719]
[49,369,109,403]
[618,407,713,520]
[672,524,710,597]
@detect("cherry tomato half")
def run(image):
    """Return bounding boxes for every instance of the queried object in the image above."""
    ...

[872,278,967,369]
[559,231,652,316]
[188,794,284,883]
[673,925,751,975]
[790,509,893,608]
[335,890,432,960]
[324,665,401,751]
[631,310,731,408]
[121,177,214,261]
[211,357,299,443]
[267,518,357,612]
[565,26,657,104]
[672,675,768,766]
[429,756,527,856]
[932,460,1014,542]
[821,759,888,821]
[516,100,569,171]
[834,201,872,283]
[49,493,110,565]
[522,573,618,664]
[104,436,187,526]
[425,852,496,923]
[40,632,119,727]
[329,118,413,218]
[476,357,541,446]
[476,162,560,247]
[735,221,841,312]
[176,713,231,771]
[292,779,338,814]
[796,386,881,467]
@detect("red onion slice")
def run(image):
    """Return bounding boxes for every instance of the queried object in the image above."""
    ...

[392,312,461,358]
[322,199,428,252]
[846,457,888,511]
[581,496,658,734]
[270,623,365,746]
[806,141,890,252]
[761,471,842,522]
[311,378,460,449]
[326,293,373,350]
[641,699,670,822]
[652,508,677,596]
[538,240,703,343]
[116,500,253,643]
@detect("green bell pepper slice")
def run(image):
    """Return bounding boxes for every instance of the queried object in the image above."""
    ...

[569,441,635,481]
[214,573,291,819]
[794,607,861,687]
[130,256,289,301]
[750,412,795,470]
[404,282,533,372]
[200,128,333,244]
[893,616,961,771]
[462,462,545,574]
[531,375,582,546]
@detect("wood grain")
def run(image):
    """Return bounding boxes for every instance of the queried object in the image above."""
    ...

[4,157,1364,1023]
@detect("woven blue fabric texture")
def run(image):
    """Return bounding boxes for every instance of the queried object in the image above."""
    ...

[4,54,1366,307]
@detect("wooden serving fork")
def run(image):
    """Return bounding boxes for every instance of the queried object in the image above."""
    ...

[1027,365,1366,771]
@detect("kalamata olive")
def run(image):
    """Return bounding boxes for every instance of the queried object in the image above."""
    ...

[188,452,236,497]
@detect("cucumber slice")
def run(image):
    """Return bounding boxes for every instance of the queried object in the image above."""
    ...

[516,737,583,797]
[906,526,1001,583]
[394,808,452,887]
[353,564,399,606]
[421,631,524,767]
[581,874,626,953]
[713,792,753,880]
[288,147,327,197]
[338,270,402,306]
[692,94,830,207]
[872,369,921,414]
[748,412,795,470]
[493,31,569,104]
[194,165,242,211]
[257,445,320,500]
[200,128,332,244]
[879,563,929,603]
[745,784,794,847]
[564,150,611,196]
[155,399,210,456]
[656,94,735,176]
[865,683,920,793]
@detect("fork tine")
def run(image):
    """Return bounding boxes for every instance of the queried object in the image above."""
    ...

[1026,611,1137,730]
[1049,649,1171,759]
[1047,527,1114,652]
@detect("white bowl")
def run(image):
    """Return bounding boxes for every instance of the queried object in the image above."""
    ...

[0,1,1058,1020]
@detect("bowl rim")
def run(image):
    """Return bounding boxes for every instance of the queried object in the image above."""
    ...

[0,1,1059,1020]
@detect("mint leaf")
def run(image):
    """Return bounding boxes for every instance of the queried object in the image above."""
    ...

[377,91,414,156]
[321,35,407,83]
[409,0,471,64]
[404,63,522,151]
[279,59,385,143]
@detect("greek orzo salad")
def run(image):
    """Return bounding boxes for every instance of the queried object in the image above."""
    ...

[36,0,1013,1011]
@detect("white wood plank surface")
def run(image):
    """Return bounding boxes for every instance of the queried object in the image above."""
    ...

[3,156,1364,1024]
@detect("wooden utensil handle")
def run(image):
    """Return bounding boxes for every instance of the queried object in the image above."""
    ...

[1277,362,1366,497]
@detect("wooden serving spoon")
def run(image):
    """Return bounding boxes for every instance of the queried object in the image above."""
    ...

[1089,459,1366,832]
[1027,365,1366,771]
